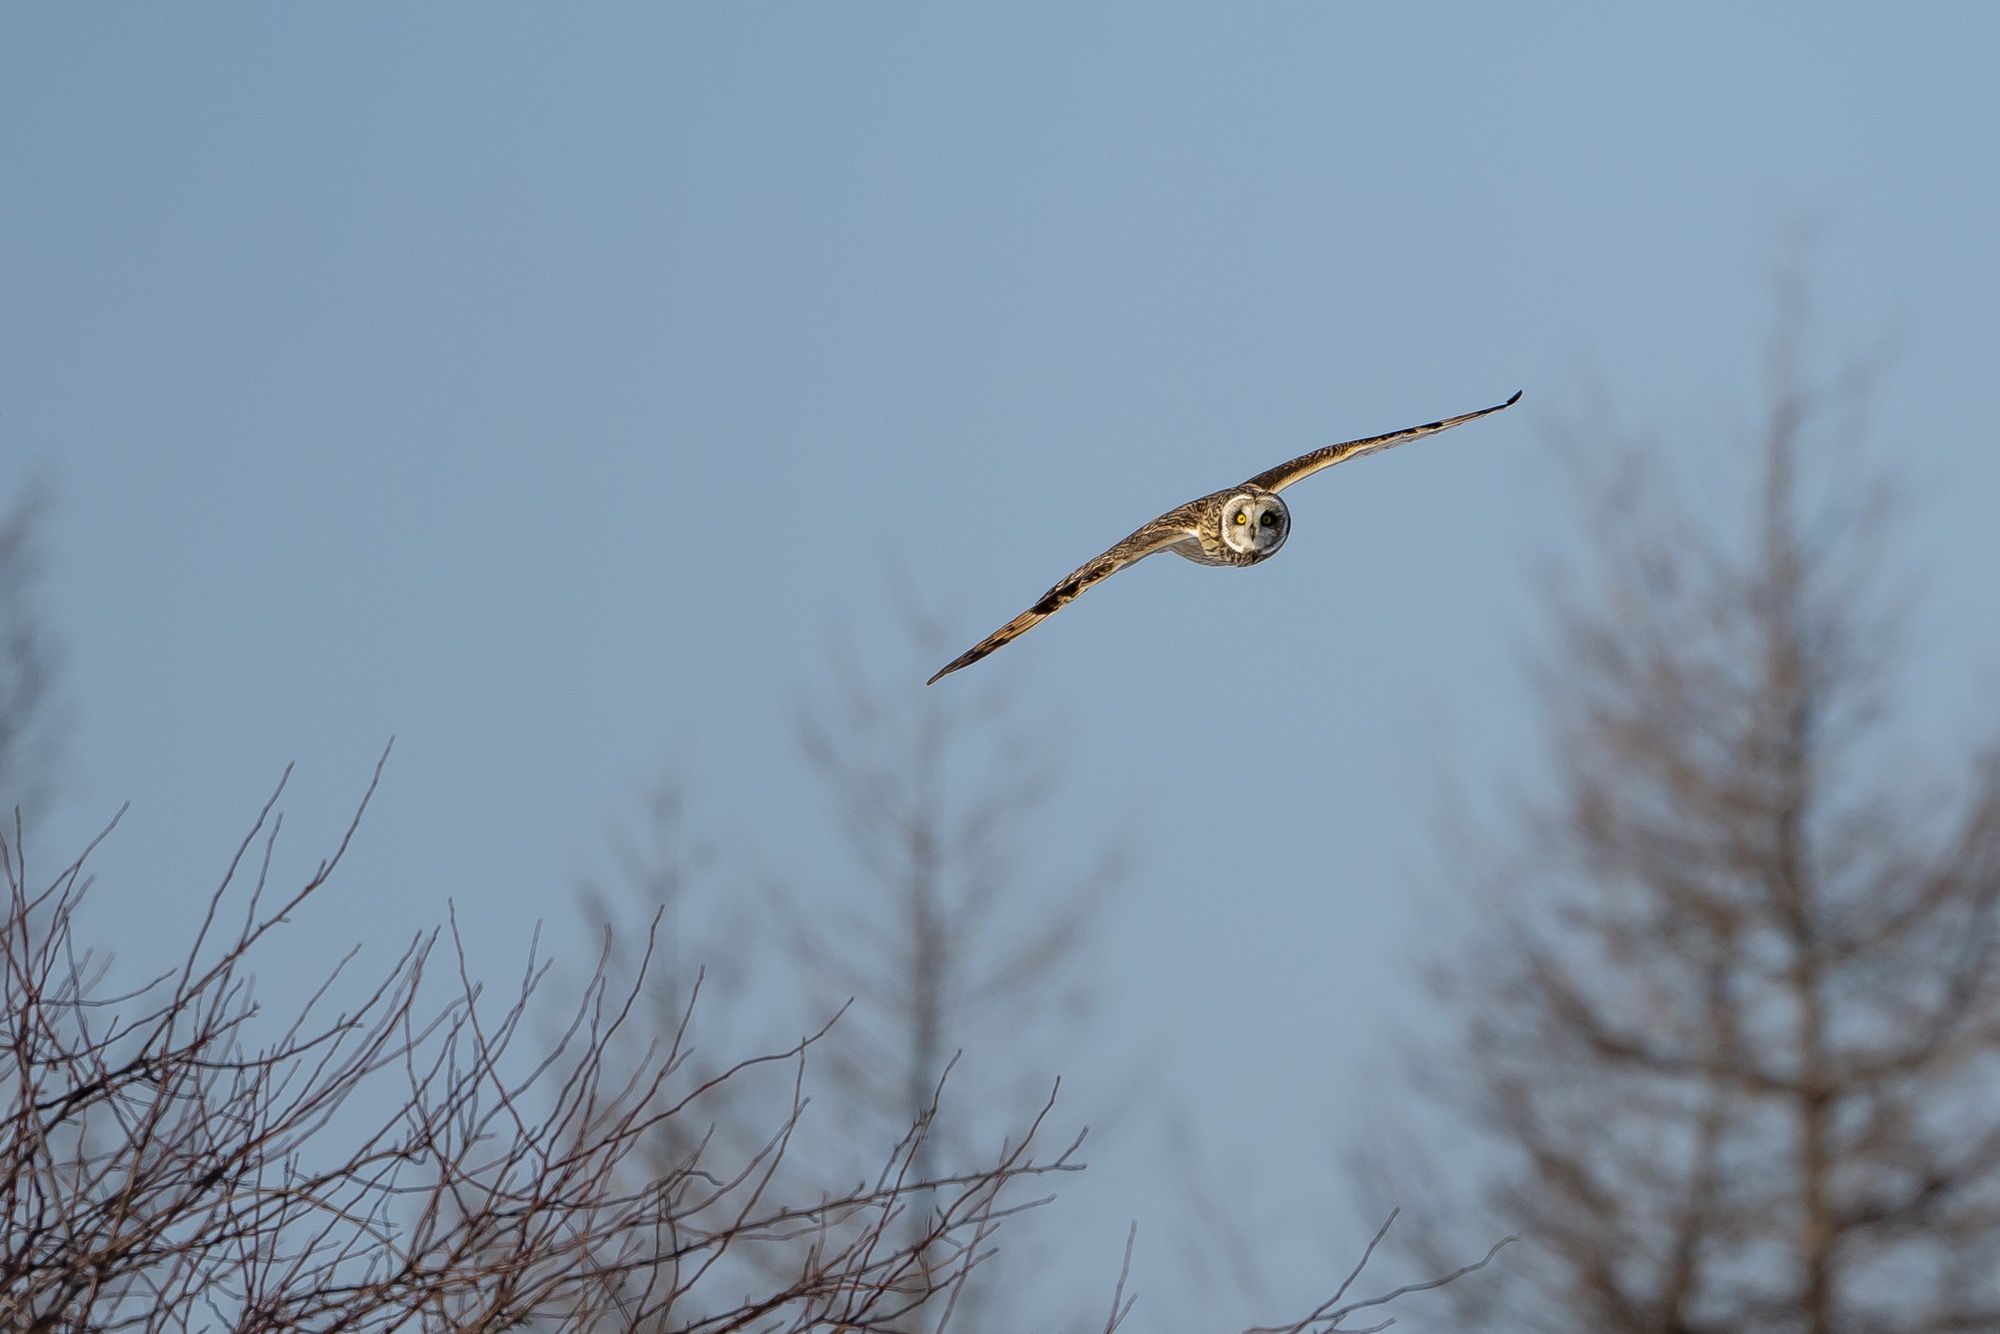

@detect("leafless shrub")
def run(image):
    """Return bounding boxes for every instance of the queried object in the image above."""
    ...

[0,754,1084,1333]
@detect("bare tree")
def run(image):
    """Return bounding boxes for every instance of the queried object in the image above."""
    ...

[574,620,1120,1328]
[781,626,1123,1317]
[0,485,63,822]
[1360,305,2000,1331]
[571,780,766,1197]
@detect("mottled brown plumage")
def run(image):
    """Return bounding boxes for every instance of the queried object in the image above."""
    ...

[928,392,1520,684]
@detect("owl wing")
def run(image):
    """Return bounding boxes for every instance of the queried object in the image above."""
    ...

[1243,391,1521,494]
[928,507,1204,684]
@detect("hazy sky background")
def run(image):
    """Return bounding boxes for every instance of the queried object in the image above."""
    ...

[6,6,2000,1325]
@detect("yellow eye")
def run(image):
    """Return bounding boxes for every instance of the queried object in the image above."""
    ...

[1234,512,1248,525]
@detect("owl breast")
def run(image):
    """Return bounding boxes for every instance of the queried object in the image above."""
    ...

[1169,534,1234,567]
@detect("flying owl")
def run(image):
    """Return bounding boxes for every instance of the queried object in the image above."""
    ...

[928,392,1521,685]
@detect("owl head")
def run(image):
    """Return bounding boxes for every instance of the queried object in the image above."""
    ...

[1219,490,1289,558]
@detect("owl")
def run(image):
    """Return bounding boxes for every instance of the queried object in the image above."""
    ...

[928,392,1520,684]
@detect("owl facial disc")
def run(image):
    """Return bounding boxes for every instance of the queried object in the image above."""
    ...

[1219,491,1289,559]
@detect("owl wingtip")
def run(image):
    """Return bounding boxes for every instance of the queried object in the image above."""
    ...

[1505,389,1523,407]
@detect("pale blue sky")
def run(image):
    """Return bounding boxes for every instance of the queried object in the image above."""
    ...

[6,6,2000,1325]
